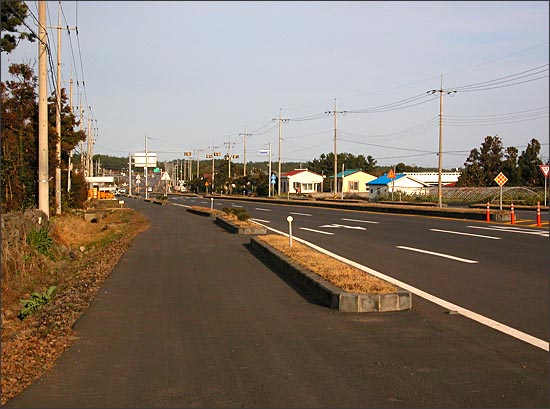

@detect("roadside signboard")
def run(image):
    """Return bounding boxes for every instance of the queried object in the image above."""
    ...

[133,152,157,168]
[494,172,508,210]
[494,172,508,187]
[540,165,549,206]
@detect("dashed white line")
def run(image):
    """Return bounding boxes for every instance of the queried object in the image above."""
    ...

[299,227,334,235]
[172,203,190,208]
[255,208,272,211]
[289,212,312,216]
[468,225,548,237]
[232,204,244,208]
[250,221,548,352]
[396,246,478,264]
[430,228,501,240]
[341,218,379,224]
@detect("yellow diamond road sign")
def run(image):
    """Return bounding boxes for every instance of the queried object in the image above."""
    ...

[494,172,508,187]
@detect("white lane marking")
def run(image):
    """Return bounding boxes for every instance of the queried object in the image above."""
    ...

[255,208,272,212]
[250,218,271,223]
[200,201,208,204]
[251,221,549,352]
[320,224,366,230]
[430,228,501,240]
[299,227,334,235]
[172,203,190,208]
[341,218,379,224]
[289,212,312,216]
[232,204,244,208]
[396,246,478,264]
[468,225,548,237]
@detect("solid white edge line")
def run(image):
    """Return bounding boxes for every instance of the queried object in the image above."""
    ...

[299,227,334,235]
[468,225,548,236]
[397,246,478,264]
[252,221,549,352]
[430,228,501,240]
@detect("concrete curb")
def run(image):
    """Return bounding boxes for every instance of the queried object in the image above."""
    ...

[249,237,412,313]
[215,216,267,235]
[186,207,222,218]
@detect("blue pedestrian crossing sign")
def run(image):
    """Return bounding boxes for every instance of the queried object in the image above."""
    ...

[271,173,277,184]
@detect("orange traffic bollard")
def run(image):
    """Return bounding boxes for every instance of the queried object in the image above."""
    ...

[536,202,542,226]
[486,201,490,222]
[510,203,515,224]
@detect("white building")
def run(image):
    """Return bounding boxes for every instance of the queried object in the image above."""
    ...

[404,172,461,186]
[280,169,324,194]
[367,173,429,199]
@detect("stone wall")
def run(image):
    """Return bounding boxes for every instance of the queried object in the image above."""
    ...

[1,209,49,246]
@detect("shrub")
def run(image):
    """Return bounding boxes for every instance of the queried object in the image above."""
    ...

[26,228,53,257]
[222,207,250,221]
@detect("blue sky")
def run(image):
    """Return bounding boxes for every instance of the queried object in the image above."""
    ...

[2,1,548,169]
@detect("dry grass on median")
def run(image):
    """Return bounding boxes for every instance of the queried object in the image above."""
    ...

[257,234,397,294]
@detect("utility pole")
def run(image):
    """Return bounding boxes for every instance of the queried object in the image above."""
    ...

[427,76,457,208]
[38,0,49,218]
[239,126,251,177]
[325,99,346,194]
[128,153,132,196]
[67,78,73,193]
[195,149,203,179]
[48,3,76,214]
[268,141,272,197]
[86,117,92,178]
[145,135,149,199]
[208,146,220,193]
[224,138,235,179]
[273,109,289,196]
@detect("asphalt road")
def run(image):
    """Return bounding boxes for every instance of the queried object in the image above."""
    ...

[7,198,548,408]
[172,195,549,344]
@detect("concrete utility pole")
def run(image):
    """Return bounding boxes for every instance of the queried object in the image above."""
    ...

[239,126,251,177]
[67,78,73,193]
[195,149,203,179]
[325,99,346,194]
[145,135,149,199]
[38,0,49,218]
[86,117,92,178]
[268,141,272,197]
[427,76,457,208]
[128,153,132,196]
[208,146,220,193]
[224,138,235,179]
[273,109,289,196]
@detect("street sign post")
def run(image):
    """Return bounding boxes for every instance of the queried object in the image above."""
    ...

[540,165,549,207]
[387,168,396,201]
[494,172,508,210]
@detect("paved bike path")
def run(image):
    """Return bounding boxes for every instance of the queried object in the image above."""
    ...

[6,199,548,408]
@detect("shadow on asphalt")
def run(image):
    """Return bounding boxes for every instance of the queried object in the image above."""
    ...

[242,241,328,309]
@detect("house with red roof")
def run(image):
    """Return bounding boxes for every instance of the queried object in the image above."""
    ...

[280,169,324,194]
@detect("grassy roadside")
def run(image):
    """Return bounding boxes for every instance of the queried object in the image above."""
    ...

[1,208,149,405]
[257,235,397,294]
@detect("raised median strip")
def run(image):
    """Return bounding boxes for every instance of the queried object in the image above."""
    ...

[215,216,267,235]
[249,236,411,313]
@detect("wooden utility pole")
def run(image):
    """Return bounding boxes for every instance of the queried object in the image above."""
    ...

[38,0,49,218]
